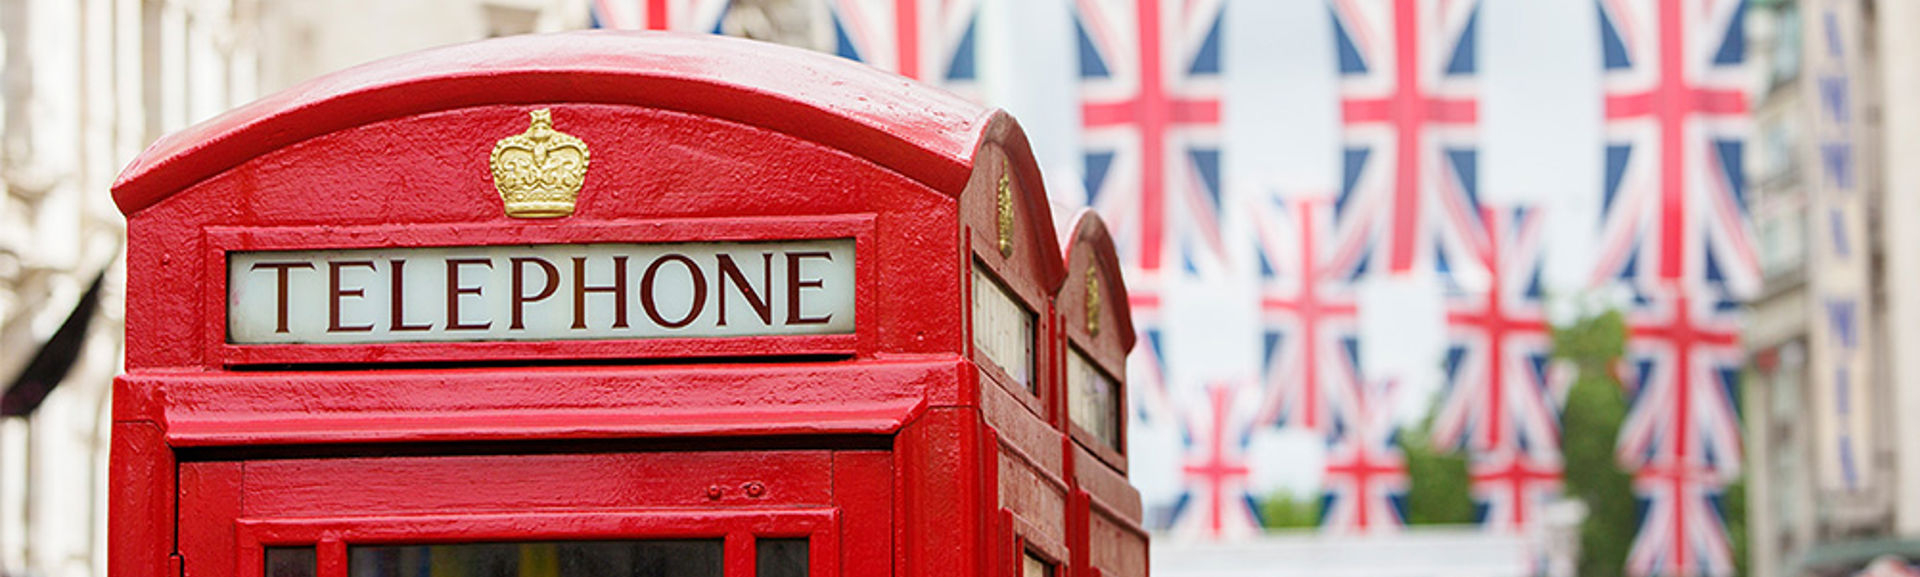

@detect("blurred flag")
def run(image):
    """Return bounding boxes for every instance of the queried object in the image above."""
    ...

[1167,384,1264,538]
[1590,0,1755,297]
[591,0,730,32]
[1328,0,1488,281]
[1615,282,1744,577]
[1318,377,1407,534]
[827,0,982,98]
[1468,447,1563,534]
[1250,195,1364,434]
[1433,205,1569,532]
[1076,0,1227,277]
[2,270,105,417]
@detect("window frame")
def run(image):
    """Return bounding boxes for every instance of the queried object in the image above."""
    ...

[235,509,840,577]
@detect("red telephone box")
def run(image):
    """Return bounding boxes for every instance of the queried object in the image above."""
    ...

[1056,211,1147,577]
[111,32,1145,577]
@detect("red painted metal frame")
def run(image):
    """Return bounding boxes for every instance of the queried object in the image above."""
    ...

[118,361,950,447]
[202,215,874,366]
[234,510,839,577]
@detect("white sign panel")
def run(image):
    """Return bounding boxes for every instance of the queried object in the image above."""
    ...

[1804,0,1877,493]
[228,240,855,344]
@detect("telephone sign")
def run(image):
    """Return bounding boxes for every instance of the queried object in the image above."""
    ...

[227,240,855,343]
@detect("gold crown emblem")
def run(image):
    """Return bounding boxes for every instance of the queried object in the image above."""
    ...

[491,109,590,218]
[1086,268,1101,336]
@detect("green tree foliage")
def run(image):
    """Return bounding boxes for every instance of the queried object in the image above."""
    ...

[1259,490,1323,530]
[1553,309,1638,577]
[1725,474,1748,577]
[1399,407,1476,525]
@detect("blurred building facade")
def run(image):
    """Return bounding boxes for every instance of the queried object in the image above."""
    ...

[0,0,252,575]
[0,2,607,577]
[1746,0,1920,575]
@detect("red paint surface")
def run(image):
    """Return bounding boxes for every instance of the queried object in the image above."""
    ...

[114,32,1143,577]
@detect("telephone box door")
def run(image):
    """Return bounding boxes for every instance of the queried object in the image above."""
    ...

[177,449,893,577]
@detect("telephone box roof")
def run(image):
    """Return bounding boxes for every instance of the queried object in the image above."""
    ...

[113,31,999,215]
[1061,208,1136,352]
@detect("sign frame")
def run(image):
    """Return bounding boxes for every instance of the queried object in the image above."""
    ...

[201,214,875,366]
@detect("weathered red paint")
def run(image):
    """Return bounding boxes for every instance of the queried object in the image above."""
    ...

[113,31,1143,577]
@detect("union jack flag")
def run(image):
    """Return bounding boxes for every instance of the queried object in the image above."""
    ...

[1077,0,1227,276]
[1593,0,1757,297]
[1432,206,1569,531]
[1128,298,1173,435]
[1319,377,1407,534]
[1329,0,1487,280]
[1615,282,1744,577]
[1251,196,1364,434]
[1168,383,1263,539]
[1616,282,1744,478]
[591,0,730,32]
[829,0,982,98]
[1469,446,1563,534]
[1628,460,1737,577]
[1435,206,1564,455]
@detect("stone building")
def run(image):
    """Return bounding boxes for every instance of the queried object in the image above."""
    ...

[1746,0,1920,575]
[0,2,603,576]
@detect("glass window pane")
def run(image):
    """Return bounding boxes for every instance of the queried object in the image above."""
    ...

[1022,551,1052,577]
[755,538,808,577]
[348,540,722,577]
[972,265,1035,390]
[1067,348,1120,450]
[265,547,316,577]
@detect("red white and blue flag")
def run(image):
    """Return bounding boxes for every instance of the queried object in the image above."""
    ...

[1328,0,1487,280]
[1433,206,1569,532]
[1628,460,1738,577]
[1251,196,1365,435]
[1168,383,1264,539]
[1076,0,1227,276]
[1616,281,1744,577]
[591,0,730,32]
[1469,447,1564,534]
[829,0,983,98]
[1319,377,1407,534]
[1435,206,1563,456]
[1592,0,1757,297]
[1616,282,1744,478]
